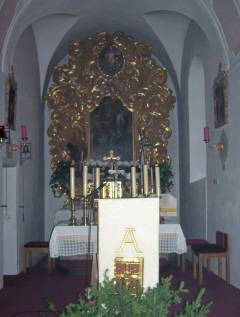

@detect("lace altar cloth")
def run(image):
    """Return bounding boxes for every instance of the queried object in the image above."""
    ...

[49,222,186,258]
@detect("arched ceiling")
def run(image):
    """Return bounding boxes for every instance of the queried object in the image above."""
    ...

[1,0,238,101]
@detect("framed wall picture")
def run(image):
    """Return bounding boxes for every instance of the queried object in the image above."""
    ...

[5,67,17,131]
[213,63,228,129]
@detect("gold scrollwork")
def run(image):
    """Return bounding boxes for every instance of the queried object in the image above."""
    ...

[47,31,176,170]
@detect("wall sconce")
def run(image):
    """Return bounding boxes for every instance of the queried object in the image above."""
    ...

[9,125,32,165]
[204,127,228,170]
[0,126,10,148]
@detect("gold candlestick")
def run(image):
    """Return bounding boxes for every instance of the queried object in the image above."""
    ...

[81,196,89,226]
[68,198,79,226]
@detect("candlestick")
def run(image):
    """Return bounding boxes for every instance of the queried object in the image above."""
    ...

[68,198,78,226]
[155,166,161,197]
[21,125,27,139]
[81,195,89,226]
[143,164,149,196]
[131,166,136,197]
[83,165,88,196]
[70,166,75,199]
[204,127,209,141]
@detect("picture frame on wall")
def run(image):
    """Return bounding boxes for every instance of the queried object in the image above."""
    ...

[5,66,17,131]
[213,63,228,129]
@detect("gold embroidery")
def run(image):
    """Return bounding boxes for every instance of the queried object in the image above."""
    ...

[116,228,143,253]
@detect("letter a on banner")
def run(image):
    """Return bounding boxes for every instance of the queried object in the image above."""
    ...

[115,228,143,253]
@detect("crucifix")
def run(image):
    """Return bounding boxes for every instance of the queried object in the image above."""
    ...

[103,150,123,198]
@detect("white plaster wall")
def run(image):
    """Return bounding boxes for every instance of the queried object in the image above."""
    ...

[0,25,45,279]
[179,20,222,240]
[44,58,68,240]
[0,72,4,287]
[205,62,240,288]
[0,157,3,288]
[14,25,45,270]
[179,17,240,288]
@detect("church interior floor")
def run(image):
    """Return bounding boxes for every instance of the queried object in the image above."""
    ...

[2,254,240,317]
[36,252,184,275]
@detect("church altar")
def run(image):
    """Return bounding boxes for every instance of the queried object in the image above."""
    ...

[53,192,178,226]
[49,222,186,257]
[46,31,178,290]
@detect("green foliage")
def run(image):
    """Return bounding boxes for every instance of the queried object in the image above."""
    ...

[40,271,212,317]
[158,162,174,193]
[49,161,72,198]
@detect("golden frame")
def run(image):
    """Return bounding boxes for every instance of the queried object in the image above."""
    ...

[5,67,17,131]
[214,63,228,129]
[47,32,176,171]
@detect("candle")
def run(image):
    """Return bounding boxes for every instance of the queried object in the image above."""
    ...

[0,126,4,139]
[70,166,75,199]
[204,127,209,141]
[131,166,136,197]
[21,125,27,139]
[115,181,118,199]
[143,164,149,196]
[150,167,154,186]
[83,165,88,196]
[95,167,100,189]
[155,166,161,197]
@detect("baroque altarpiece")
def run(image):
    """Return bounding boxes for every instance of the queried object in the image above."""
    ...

[47,31,175,170]
[47,31,176,204]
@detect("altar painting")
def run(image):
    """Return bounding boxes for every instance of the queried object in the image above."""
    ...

[90,96,132,161]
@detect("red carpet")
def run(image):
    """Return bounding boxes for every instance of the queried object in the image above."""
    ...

[0,257,240,317]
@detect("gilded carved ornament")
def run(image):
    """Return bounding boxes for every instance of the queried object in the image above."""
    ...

[46,31,176,171]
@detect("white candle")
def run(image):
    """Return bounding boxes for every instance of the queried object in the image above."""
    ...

[83,165,88,196]
[150,167,154,186]
[155,166,161,197]
[95,167,100,189]
[115,181,118,199]
[143,164,148,196]
[131,166,136,197]
[70,166,75,199]
[140,169,143,185]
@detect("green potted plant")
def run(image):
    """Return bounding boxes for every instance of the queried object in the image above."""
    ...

[158,162,174,193]
[40,272,212,316]
[49,160,72,198]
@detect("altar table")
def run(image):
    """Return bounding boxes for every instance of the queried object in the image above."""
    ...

[49,222,186,258]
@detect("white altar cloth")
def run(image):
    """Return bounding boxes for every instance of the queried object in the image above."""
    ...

[160,224,186,254]
[49,222,186,258]
[49,221,97,258]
